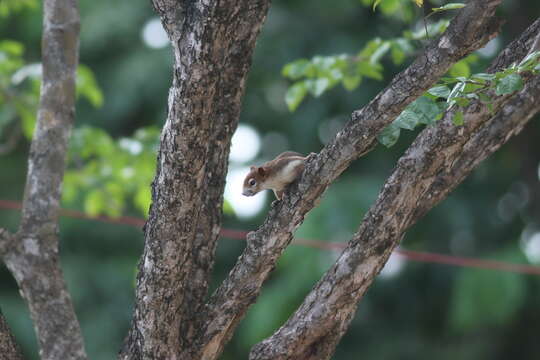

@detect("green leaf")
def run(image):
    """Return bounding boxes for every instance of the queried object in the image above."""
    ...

[454,97,470,107]
[285,82,308,111]
[427,85,451,99]
[377,122,401,147]
[357,61,383,80]
[306,78,330,97]
[390,40,409,65]
[478,92,491,103]
[370,41,391,64]
[432,3,465,12]
[392,96,441,133]
[462,82,484,94]
[495,73,523,95]
[62,173,79,203]
[390,46,405,65]
[434,112,444,122]
[393,38,414,54]
[472,73,495,82]
[372,0,383,10]
[222,200,235,216]
[379,0,406,16]
[342,75,362,91]
[70,126,115,158]
[282,59,313,80]
[0,40,24,56]
[134,186,151,217]
[84,189,106,216]
[17,104,36,138]
[449,60,470,78]
[447,81,466,107]
[405,96,442,125]
[312,55,339,71]
[77,65,104,107]
[452,111,464,126]
[394,109,417,130]
[359,39,383,59]
[465,93,479,100]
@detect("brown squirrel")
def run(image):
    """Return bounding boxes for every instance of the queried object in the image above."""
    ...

[242,151,307,200]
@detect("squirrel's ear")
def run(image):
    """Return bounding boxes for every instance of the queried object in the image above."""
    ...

[257,167,266,176]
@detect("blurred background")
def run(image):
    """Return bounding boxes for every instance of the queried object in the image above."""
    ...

[1,0,540,359]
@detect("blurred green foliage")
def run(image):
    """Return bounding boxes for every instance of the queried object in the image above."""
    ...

[66,126,159,217]
[282,19,450,112]
[0,0,37,18]
[1,0,540,359]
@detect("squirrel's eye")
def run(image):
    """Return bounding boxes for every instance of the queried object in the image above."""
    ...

[249,178,256,187]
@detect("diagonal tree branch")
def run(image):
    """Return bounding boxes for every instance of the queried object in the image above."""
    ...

[0,305,24,360]
[0,0,86,359]
[250,21,540,360]
[196,1,503,357]
[119,0,271,359]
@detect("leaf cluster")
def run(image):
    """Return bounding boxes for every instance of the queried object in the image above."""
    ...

[378,51,540,146]
[64,126,159,217]
[0,39,104,139]
[0,40,39,139]
[282,20,450,111]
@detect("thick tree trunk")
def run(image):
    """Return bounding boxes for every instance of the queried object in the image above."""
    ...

[119,1,271,359]
[250,19,540,360]
[0,0,86,359]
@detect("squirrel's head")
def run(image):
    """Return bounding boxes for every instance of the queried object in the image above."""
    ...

[242,166,268,197]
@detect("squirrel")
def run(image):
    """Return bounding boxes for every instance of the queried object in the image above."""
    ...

[242,151,307,200]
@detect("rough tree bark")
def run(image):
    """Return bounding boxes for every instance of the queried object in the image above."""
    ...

[0,0,86,360]
[119,1,271,359]
[250,19,540,359]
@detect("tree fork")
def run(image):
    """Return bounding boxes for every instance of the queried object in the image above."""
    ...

[0,0,86,359]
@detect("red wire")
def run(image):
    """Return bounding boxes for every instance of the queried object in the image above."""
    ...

[1,199,539,276]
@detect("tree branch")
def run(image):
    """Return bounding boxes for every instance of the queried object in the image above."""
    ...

[250,21,540,360]
[0,307,24,360]
[0,0,86,359]
[197,1,503,357]
[119,0,271,359]
[0,228,11,257]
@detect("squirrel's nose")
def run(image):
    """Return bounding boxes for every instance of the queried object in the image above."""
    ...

[242,189,254,197]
